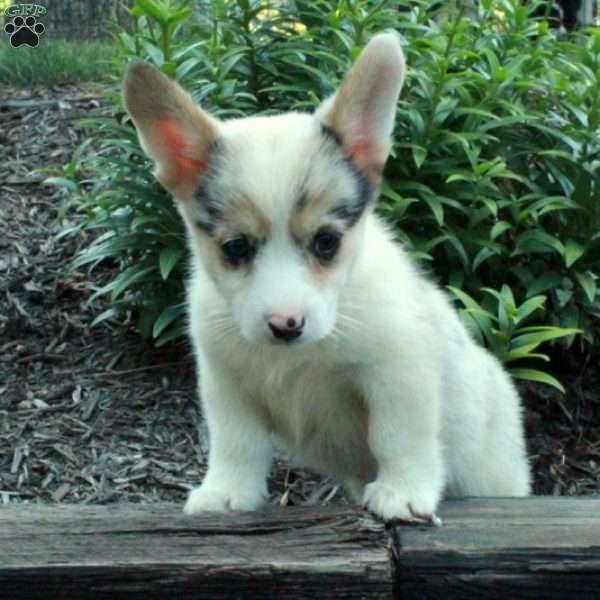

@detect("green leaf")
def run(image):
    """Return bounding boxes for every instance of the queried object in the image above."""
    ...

[564,239,585,268]
[144,42,164,66]
[91,308,118,328]
[510,327,580,350]
[412,146,428,169]
[526,272,562,297]
[509,368,565,393]
[514,296,546,324]
[575,272,597,303]
[446,172,477,184]
[135,0,168,25]
[111,265,157,302]
[490,221,511,240]
[513,231,565,257]
[422,194,444,226]
[503,349,550,363]
[159,246,184,280]
[43,176,79,193]
[448,286,496,344]
[155,323,188,347]
[167,7,193,25]
[472,247,498,271]
[153,303,186,338]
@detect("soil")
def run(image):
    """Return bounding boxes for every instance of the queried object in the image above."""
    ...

[1,84,599,510]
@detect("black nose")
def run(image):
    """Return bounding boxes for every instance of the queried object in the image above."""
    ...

[269,319,305,342]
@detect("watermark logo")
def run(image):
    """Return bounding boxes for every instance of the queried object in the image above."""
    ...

[4,4,46,48]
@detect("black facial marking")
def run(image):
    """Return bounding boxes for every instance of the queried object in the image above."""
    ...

[329,197,369,228]
[295,192,308,213]
[330,159,373,228]
[192,138,226,235]
[319,122,374,229]
[194,219,215,235]
[193,183,222,232]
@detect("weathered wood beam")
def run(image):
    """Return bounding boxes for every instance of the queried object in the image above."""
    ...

[394,497,600,599]
[2,497,600,599]
[0,504,392,599]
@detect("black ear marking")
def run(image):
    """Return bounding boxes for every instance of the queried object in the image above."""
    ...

[320,123,343,147]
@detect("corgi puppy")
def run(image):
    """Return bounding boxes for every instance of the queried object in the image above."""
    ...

[123,33,531,522]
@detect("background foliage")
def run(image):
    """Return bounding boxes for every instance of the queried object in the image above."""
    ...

[51,0,600,389]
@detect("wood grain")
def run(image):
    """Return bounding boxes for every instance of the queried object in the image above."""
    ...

[394,497,600,599]
[1,504,392,599]
[3,498,600,599]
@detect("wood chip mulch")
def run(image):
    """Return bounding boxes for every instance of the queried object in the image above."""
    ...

[0,83,598,511]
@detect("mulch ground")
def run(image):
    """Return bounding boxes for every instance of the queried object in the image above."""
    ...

[1,83,599,510]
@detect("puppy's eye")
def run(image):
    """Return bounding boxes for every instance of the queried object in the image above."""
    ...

[221,235,256,265]
[310,228,341,262]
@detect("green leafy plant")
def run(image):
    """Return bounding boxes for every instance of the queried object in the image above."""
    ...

[51,0,598,387]
[386,0,600,352]
[47,0,199,345]
[449,285,579,391]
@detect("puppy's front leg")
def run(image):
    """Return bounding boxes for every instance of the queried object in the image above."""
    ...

[184,358,272,514]
[359,366,445,521]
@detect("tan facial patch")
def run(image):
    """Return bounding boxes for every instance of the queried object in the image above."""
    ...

[221,195,271,241]
[197,195,271,271]
[289,200,357,288]
[289,192,332,242]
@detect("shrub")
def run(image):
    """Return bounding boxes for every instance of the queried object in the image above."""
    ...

[51,0,599,387]
[389,0,600,356]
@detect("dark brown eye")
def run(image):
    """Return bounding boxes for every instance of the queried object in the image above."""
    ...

[310,228,341,262]
[221,235,256,266]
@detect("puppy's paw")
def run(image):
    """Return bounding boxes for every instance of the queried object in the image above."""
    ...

[363,480,439,523]
[183,485,265,515]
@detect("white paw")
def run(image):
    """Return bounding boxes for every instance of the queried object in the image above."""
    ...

[183,484,265,515]
[363,480,439,522]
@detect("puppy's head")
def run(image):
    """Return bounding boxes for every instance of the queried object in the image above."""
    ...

[123,33,405,346]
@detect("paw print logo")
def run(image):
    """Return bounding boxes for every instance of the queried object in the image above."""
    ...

[4,16,45,48]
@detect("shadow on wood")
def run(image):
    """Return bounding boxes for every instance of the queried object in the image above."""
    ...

[1,497,599,599]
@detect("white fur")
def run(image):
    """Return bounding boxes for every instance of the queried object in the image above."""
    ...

[124,33,531,520]
[184,211,531,519]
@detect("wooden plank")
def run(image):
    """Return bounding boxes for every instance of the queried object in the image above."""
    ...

[3,498,600,598]
[0,504,392,600]
[394,497,600,599]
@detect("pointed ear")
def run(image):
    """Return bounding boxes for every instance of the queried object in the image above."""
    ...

[316,33,406,181]
[123,61,219,199]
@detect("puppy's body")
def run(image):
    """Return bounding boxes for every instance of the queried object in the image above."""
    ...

[187,207,530,516]
[124,34,531,521]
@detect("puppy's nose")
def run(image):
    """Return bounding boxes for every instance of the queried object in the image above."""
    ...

[267,313,305,342]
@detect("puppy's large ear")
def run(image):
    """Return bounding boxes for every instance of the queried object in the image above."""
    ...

[123,62,219,199]
[316,33,406,181]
